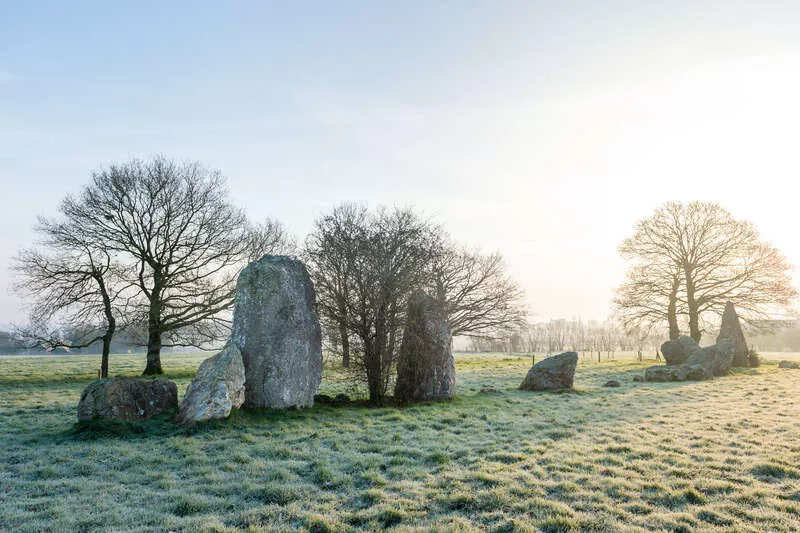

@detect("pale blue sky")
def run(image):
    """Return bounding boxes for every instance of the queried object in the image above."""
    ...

[3,1,800,327]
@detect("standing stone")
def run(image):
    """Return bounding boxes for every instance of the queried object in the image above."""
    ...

[231,255,322,409]
[519,351,578,391]
[716,302,749,367]
[176,343,246,424]
[660,336,700,365]
[77,377,177,421]
[394,292,455,403]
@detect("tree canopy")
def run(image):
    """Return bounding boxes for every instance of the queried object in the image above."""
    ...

[615,201,796,342]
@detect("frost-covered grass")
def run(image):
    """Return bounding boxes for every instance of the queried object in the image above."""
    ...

[1,352,800,532]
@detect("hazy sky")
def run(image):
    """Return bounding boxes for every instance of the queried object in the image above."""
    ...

[2,1,800,328]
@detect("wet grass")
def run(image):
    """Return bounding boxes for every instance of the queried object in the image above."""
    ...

[1,352,799,531]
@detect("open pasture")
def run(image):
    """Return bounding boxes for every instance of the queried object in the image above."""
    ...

[1,352,799,532]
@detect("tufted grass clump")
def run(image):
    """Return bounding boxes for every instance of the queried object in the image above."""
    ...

[1,351,800,531]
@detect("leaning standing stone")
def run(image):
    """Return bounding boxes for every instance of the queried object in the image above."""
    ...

[176,343,246,424]
[231,255,323,409]
[394,291,455,403]
[519,351,578,391]
[77,377,178,421]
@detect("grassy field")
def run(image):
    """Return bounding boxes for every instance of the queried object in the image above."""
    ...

[1,352,800,532]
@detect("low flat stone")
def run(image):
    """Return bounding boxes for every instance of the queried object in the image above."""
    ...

[520,351,578,391]
[603,380,621,388]
[77,377,177,422]
[644,364,710,382]
[779,360,799,369]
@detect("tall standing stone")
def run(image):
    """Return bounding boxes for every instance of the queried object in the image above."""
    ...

[716,301,749,367]
[394,291,455,403]
[231,255,322,409]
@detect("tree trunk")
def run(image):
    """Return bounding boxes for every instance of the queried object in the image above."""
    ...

[143,277,164,375]
[101,337,110,378]
[95,271,115,378]
[364,343,383,404]
[684,268,701,342]
[668,276,680,340]
[100,321,114,378]
[143,328,163,375]
[339,321,350,368]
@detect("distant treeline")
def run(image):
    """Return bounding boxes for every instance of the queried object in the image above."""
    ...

[464,318,800,355]
[0,329,146,356]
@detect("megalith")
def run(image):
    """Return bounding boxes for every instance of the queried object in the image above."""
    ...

[231,255,322,409]
[660,336,699,365]
[176,343,246,424]
[716,302,749,367]
[394,291,455,403]
[77,377,178,421]
[685,339,734,377]
[644,339,734,382]
[519,351,578,391]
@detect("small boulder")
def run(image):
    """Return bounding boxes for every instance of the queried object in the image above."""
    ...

[520,351,578,391]
[314,393,352,406]
[603,380,621,388]
[778,360,799,369]
[394,291,455,403]
[660,336,700,365]
[314,394,334,404]
[176,343,245,425]
[333,393,351,405]
[77,377,177,422]
[716,302,749,367]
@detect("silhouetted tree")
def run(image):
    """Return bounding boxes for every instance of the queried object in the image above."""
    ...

[617,201,796,342]
[614,262,685,340]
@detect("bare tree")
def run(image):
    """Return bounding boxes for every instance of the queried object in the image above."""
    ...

[431,245,526,338]
[306,204,526,379]
[306,204,438,403]
[13,219,131,377]
[303,203,365,370]
[617,201,796,342]
[54,156,291,375]
[614,262,685,340]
